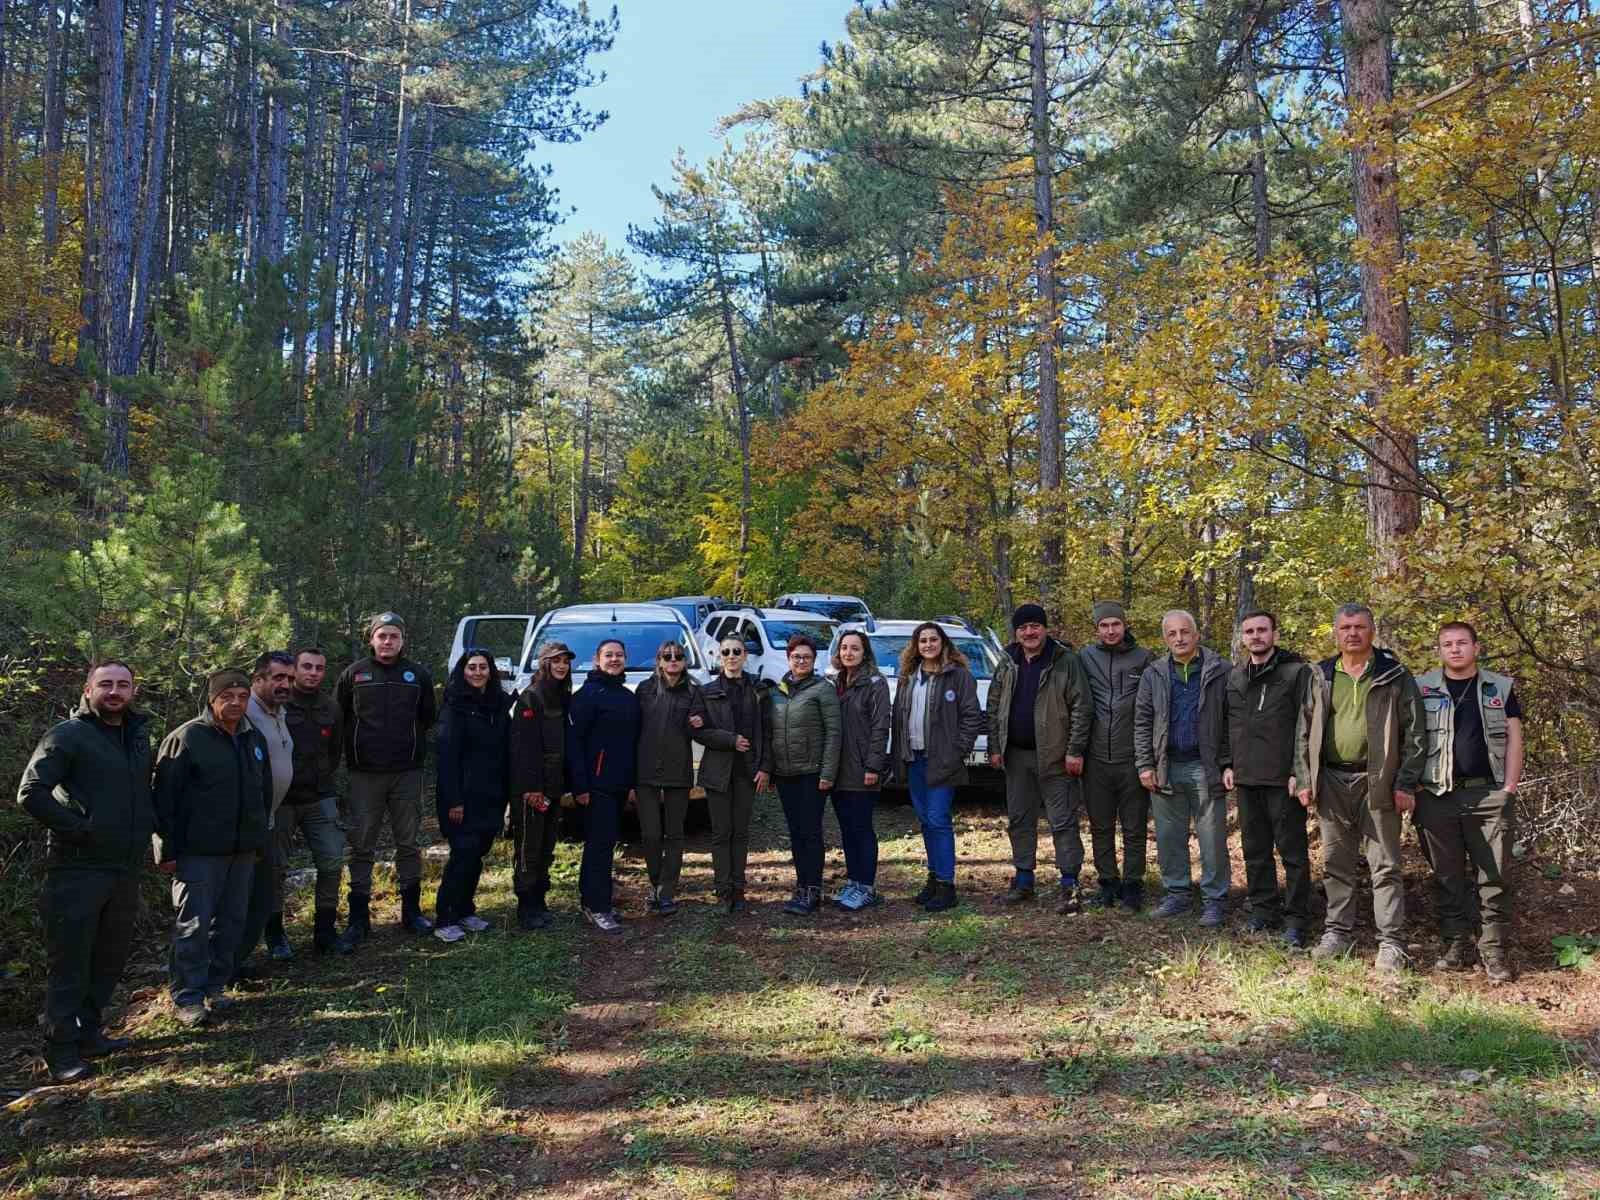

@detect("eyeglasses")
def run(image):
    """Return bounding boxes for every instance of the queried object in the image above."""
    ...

[720,648,745,657]
[659,651,685,662]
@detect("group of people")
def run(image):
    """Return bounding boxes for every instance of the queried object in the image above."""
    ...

[15,600,1523,1085]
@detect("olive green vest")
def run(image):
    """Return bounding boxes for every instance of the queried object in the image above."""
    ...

[1416,667,1513,793]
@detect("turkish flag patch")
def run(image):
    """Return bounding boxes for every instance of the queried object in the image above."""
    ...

[320,728,331,737]
[521,709,535,719]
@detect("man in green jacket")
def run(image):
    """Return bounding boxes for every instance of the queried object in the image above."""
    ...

[1298,603,1426,975]
[153,670,274,1026]
[987,604,1092,913]
[16,661,154,1083]
[1415,622,1524,983]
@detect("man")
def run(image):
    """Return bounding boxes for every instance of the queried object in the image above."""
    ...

[279,647,347,953]
[1223,610,1317,949]
[1415,622,1524,983]
[1298,603,1425,975]
[335,612,438,950]
[1134,610,1232,926]
[16,662,154,1083]
[237,651,296,971]
[987,603,1091,912]
[153,670,274,1026]
[1078,601,1154,910]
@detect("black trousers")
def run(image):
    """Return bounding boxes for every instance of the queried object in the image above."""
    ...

[43,867,141,1044]
[1236,783,1312,928]
[776,772,826,889]
[435,831,496,925]
[1084,757,1148,886]
[509,798,559,904]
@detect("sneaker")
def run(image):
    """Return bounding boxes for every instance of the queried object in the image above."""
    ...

[204,992,235,1013]
[434,924,466,943]
[657,895,679,916]
[834,882,866,910]
[1054,884,1083,915]
[1374,941,1411,976]
[783,887,821,916]
[1246,911,1282,933]
[1481,948,1514,984]
[1311,931,1354,961]
[583,907,623,934]
[174,1003,209,1028]
[1004,873,1036,905]
[1435,936,1476,972]
[1281,926,1309,951]
[401,911,435,935]
[459,915,491,933]
[1153,894,1191,919]
[1086,882,1120,909]
[1198,899,1227,929]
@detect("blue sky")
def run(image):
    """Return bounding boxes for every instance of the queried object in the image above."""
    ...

[538,1,859,257]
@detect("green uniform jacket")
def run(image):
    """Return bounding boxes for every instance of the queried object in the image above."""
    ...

[1133,646,1233,791]
[635,674,708,789]
[986,639,1091,779]
[283,688,342,805]
[767,672,842,782]
[693,672,773,794]
[152,708,274,862]
[1306,649,1426,808]
[1416,667,1515,793]
[16,701,155,871]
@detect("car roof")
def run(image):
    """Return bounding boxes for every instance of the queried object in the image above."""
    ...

[778,592,865,602]
[835,619,978,636]
[653,595,725,604]
[543,603,689,624]
[708,606,836,623]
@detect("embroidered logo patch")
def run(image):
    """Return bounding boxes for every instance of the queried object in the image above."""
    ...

[944,689,957,702]
[521,709,535,719]
[254,746,264,760]
[320,728,331,737]
[403,670,416,683]
[354,672,373,683]
[1485,696,1505,708]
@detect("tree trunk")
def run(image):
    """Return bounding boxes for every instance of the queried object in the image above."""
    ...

[1338,0,1419,578]
[396,104,433,334]
[1029,1,1063,582]
[1235,11,1270,627]
[38,0,69,360]
[127,0,175,377]
[711,247,752,590]
[259,0,290,268]
[316,64,352,388]
[94,0,134,477]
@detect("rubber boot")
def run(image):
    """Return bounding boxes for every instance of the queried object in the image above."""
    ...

[312,907,338,954]
[336,893,370,955]
[399,884,433,934]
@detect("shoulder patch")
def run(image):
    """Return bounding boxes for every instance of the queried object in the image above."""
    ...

[944,688,957,702]
[402,670,416,683]
[254,745,264,761]
[354,672,373,684]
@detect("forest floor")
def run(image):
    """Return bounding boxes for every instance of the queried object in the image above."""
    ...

[2,793,1598,1199]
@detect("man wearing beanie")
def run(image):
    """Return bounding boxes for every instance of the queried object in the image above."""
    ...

[334,612,439,950]
[1078,601,1154,910]
[987,604,1091,911]
[152,669,274,1027]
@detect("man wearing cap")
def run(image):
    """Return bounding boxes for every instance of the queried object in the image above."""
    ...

[17,660,154,1082]
[153,669,274,1026]
[335,612,438,950]
[235,651,297,973]
[987,604,1092,912]
[1078,601,1154,910]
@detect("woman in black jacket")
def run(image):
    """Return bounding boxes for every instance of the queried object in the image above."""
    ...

[634,640,708,916]
[832,630,892,911]
[695,635,772,913]
[432,650,511,943]
[509,641,574,930]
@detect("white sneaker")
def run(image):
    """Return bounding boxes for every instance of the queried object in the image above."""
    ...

[583,907,623,934]
[459,915,490,933]
[433,924,466,944]
[834,882,865,910]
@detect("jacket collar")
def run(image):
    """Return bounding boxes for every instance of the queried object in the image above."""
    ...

[1006,637,1064,667]
[1162,645,1226,682]
[1320,646,1406,686]
[196,705,256,737]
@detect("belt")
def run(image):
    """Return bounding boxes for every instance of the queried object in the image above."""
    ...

[1457,775,1495,789]
[1324,761,1366,772]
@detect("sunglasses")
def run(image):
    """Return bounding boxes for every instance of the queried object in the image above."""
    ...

[720,647,745,657]
[659,651,685,662]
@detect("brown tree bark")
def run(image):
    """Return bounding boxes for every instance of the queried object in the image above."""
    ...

[1029,0,1063,584]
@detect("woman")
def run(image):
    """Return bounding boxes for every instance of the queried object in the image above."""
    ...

[832,630,892,911]
[768,633,842,915]
[892,622,986,912]
[509,641,574,931]
[696,636,772,913]
[433,650,511,943]
[634,640,708,916]
[566,638,641,933]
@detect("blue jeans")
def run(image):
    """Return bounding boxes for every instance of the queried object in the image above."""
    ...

[832,790,879,886]
[1152,758,1231,901]
[579,792,623,912]
[777,773,826,889]
[435,831,495,925]
[907,754,956,883]
[170,853,255,1006]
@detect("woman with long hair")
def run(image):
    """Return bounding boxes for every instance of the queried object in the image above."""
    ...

[832,630,892,911]
[433,650,511,943]
[892,622,986,912]
[634,639,707,916]
[768,633,842,916]
[509,641,574,931]
[695,635,772,913]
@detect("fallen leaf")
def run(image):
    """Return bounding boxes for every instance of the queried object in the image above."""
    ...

[1319,1140,1342,1153]
[1306,1091,1332,1109]
[1467,1145,1493,1158]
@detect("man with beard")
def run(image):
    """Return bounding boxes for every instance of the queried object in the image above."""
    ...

[277,647,347,953]
[236,651,296,971]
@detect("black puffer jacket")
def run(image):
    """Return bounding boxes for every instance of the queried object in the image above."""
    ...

[694,671,773,793]
[835,670,892,792]
[434,665,511,836]
[16,701,155,871]
[511,677,569,799]
[1079,633,1153,763]
[152,707,274,861]
[635,673,708,789]
[336,654,438,772]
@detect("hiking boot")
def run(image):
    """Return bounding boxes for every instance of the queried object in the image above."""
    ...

[460,915,491,932]
[433,924,466,944]
[583,907,623,934]
[1246,911,1283,934]
[923,881,959,913]
[1086,881,1120,909]
[204,991,235,1013]
[1119,881,1145,912]
[656,894,680,917]
[44,1042,94,1085]
[265,914,294,962]
[1435,936,1476,972]
[312,907,339,954]
[1153,893,1191,919]
[517,903,553,931]
[783,886,821,916]
[1311,931,1354,961]
[79,1029,132,1058]
[1004,872,1036,905]
[1481,948,1514,984]
[336,894,371,955]
[399,885,434,934]
[1198,899,1228,929]
[1374,941,1411,976]
[1281,926,1308,951]
[915,873,938,905]
[1054,882,1083,915]
[173,1002,209,1028]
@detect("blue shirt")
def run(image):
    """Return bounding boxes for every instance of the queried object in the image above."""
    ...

[1168,656,1203,761]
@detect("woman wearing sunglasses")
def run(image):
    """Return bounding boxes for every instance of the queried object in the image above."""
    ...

[768,633,843,916]
[695,635,772,912]
[633,640,708,915]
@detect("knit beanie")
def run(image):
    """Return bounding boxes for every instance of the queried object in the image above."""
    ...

[1091,601,1127,624]
[1011,603,1048,630]
[207,669,250,700]
[367,610,406,638]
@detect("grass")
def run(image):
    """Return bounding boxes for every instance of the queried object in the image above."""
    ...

[3,802,1597,1199]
